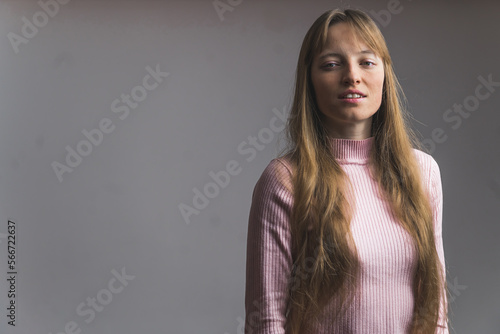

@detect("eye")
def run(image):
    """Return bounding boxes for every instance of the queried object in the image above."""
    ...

[322,62,339,69]
[361,60,376,66]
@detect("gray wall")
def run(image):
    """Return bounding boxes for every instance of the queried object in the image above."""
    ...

[0,0,498,333]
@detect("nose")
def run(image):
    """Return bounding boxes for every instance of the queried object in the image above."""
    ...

[343,62,361,85]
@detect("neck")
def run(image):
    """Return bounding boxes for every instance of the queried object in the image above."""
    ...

[328,136,374,165]
[322,116,373,140]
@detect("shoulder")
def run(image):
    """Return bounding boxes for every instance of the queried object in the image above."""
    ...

[255,156,294,195]
[412,148,442,191]
[249,157,295,220]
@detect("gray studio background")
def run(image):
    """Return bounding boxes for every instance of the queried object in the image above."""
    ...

[0,0,498,333]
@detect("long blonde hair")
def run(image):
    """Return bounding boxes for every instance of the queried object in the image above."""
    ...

[278,8,448,333]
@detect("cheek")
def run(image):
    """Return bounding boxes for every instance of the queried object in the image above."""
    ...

[372,75,385,104]
[372,88,383,108]
[314,76,335,96]
[375,84,384,101]
[312,78,328,104]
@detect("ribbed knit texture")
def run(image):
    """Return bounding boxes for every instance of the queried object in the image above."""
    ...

[244,136,448,334]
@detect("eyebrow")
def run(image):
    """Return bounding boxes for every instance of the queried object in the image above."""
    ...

[318,50,376,60]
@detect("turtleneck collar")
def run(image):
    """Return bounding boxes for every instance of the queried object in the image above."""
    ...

[328,136,374,165]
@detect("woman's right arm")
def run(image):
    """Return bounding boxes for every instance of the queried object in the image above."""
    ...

[244,158,294,334]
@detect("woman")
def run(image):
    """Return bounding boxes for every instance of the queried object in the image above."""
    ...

[244,8,449,334]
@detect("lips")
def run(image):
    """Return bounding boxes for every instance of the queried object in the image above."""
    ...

[339,90,367,99]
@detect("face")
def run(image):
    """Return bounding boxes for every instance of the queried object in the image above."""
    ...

[310,22,385,138]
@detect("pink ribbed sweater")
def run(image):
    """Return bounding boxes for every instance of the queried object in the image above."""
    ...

[244,136,448,334]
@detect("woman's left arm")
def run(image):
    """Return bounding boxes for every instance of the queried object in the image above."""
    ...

[430,158,449,334]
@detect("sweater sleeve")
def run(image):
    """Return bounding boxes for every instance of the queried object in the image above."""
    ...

[244,158,294,334]
[429,158,449,334]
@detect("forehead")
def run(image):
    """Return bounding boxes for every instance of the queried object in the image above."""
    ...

[319,22,372,56]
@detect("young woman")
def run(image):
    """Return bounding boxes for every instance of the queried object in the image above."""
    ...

[245,8,449,334]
